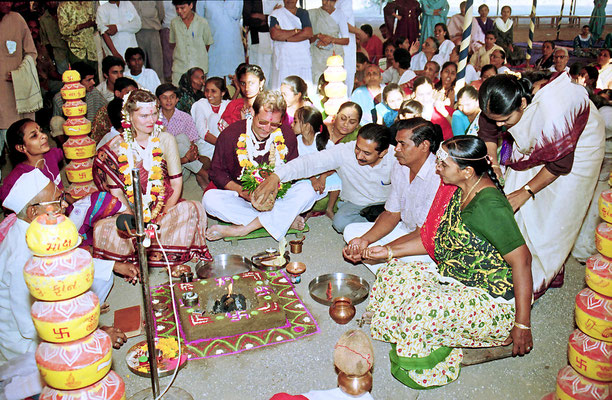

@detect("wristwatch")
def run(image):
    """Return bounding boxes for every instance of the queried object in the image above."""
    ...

[523,184,535,200]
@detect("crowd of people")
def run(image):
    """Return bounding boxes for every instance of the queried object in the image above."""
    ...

[0,0,610,397]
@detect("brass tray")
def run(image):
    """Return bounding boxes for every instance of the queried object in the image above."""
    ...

[195,254,253,279]
[308,273,370,306]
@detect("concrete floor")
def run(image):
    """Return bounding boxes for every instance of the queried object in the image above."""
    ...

[97,176,581,400]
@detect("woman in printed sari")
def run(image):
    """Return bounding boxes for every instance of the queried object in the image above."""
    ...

[93,89,212,267]
[176,67,205,114]
[478,73,605,296]
[360,136,533,388]
[308,0,349,84]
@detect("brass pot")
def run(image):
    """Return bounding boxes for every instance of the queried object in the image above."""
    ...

[337,371,372,396]
[329,296,356,324]
[289,238,305,254]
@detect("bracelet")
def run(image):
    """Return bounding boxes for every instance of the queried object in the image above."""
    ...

[514,322,531,330]
[523,184,535,200]
[386,246,394,262]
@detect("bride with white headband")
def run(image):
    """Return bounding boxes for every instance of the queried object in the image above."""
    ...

[356,135,533,389]
[93,89,212,267]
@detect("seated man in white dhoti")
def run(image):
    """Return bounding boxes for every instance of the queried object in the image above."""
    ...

[0,170,136,399]
[203,91,318,241]
[251,123,396,234]
[342,118,441,275]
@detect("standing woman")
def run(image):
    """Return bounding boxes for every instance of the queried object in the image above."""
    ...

[93,89,213,267]
[308,0,349,85]
[419,0,448,46]
[433,22,454,62]
[470,3,493,53]
[478,73,605,295]
[269,0,313,89]
[204,0,245,82]
[217,64,266,132]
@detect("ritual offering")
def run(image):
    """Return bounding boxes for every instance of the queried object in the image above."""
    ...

[173,270,287,341]
[35,329,113,390]
[309,273,370,306]
[252,239,290,270]
[555,365,610,400]
[62,117,91,137]
[323,54,348,117]
[26,214,80,257]
[574,288,612,343]
[31,291,100,343]
[329,297,356,325]
[289,237,304,254]
[595,222,612,258]
[585,253,612,297]
[568,329,612,382]
[39,370,126,400]
[65,159,94,183]
[333,330,374,396]
[23,248,94,301]
[599,189,612,223]
[126,337,188,377]
[285,261,306,284]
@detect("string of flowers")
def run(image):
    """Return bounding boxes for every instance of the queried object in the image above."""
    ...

[117,94,167,223]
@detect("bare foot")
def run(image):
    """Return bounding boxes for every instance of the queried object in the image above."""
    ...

[206,224,247,241]
[100,326,128,349]
[100,302,110,314]
[290,216,305,231]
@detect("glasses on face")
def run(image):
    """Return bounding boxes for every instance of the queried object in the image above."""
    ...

[32,192,66,212]
[257,118,282,129]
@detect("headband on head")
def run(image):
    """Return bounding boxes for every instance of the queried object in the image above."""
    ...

[436,147,489,163]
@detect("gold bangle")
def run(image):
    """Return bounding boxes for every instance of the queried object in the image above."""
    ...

[514,321,531,330]
[386,246,394,262]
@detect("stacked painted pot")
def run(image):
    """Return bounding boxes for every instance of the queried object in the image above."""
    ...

[61,70,97,200]
[23,212,125,399]
[323,54,348,117]
[542,191,612,399]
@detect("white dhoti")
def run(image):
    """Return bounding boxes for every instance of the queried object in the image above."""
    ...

[343,222,433,275]
[505,105,605,293]
[203,180,318,241]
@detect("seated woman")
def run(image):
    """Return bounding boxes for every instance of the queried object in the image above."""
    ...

[434,61,457,107]
[534,40,555,70]
[190,77,231,160]
[218,64,266,132]
[280,75,310,125]
[93,89,212,267]
[412,76,453,140]
[573,25,597,58]
[176,67,205,114]
[452,85,480,136]
[373,83,404,127]
[361,136,533,388]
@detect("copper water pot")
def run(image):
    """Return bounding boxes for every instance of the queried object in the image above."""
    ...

[337,371,373,396]
[329,296,356,324]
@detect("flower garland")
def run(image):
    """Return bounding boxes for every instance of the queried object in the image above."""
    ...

[236,117,291,198]
[117,95,166,223]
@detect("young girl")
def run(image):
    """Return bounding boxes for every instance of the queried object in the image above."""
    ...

[217,64,266,132]
[452,85,480,136]
[292,106,342,220]
[280,75,310,125]
[412,76,453,139]
[191,77,231,159]
[434,23,454,62]
[435,61,457,107]
[374,83,404,127]
[397,99,423,120]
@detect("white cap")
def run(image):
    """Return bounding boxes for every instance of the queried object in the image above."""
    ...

[2,169,51,213]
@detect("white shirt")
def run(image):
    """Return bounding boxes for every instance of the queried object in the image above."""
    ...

[124,68,161,93]
[464,63,480,84]
[385,153,440,231]
[96,80,114,102]
[549,65,570,73]
[0,219,114,359]
[382,66,399,84]
[410,52,445,77]
[397,69,417,86]
[276,141,396,206]
[96,1,141,59]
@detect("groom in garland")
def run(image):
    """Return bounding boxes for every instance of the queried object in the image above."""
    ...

[203,91,319,241]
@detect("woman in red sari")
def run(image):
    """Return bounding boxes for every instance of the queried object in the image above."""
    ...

[93,90,212,267]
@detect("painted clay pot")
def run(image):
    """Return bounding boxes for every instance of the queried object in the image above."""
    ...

[568,329,612,381]
[585,253,612,297]
[26,214,80,257]
[598,189,612,223]
[65,159,94,183]
[24,248,93,301]
[337,371,372,396]
[62,117,91,136]
[31,291,99,343]
[329,297,356,325]
[555,365,610,400]
[575,288,612,343]
[39,370,125,400]
[324,66,347,83]
[61,70,80,83]
[36,329,112,390]
[67,181,97,200]
[60,83,86,101]
[63,136,96,160]
[62,100,87,118]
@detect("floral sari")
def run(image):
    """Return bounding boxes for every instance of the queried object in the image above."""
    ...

[92,133,212,267]
[368,185,515,388]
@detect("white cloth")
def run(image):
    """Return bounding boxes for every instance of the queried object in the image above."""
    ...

[276,141,395,206]
[470,17,485,53]
[336,0,355,95]
[385,154,440,232]
[203,180,318,241]
[0,218,114,359]
[97,126,121,150]
[161,0,177,29]
[2,169,50,213]
[438,39,455,63]
[296,134,341,195]
[190,98,229,159]
[397,69,417,86]
[494,17,513,32]
[174,132,205,175]
[504,99,605,292]
[96,80,114,102]
[303,388,374,400]
[596,63,612,89]
[409,52,445,76]
[382,67,399,84]
[269,7,312,89]
[247,0,280,88]
[0,351,43,400]
[96,1,141,59]
[204,0,245,78]
[124,67,161,93]
[343,222,433,275]
[548,65,570,73]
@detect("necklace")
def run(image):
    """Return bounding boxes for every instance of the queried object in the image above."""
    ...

[236,117,287,170]
[461,174,483,207]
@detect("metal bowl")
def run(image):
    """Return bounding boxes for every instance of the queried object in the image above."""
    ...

[195,254,253,279]
[308,273,370,306]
